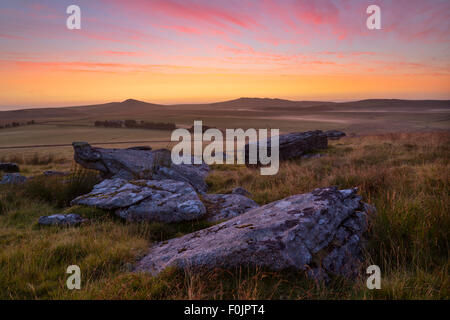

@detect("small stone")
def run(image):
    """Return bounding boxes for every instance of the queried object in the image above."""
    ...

[38,214,84,226]
[0,163,20,173]
[0,173,27,185]
[43,170,70,177]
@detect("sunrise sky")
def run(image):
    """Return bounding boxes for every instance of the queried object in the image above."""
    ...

[0,0,449,109]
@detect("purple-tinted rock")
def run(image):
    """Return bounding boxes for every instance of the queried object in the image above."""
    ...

[136,186,375,281]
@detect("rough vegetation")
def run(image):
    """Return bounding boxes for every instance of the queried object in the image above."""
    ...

[0,131,448,299]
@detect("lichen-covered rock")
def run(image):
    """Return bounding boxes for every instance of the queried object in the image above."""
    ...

[0,163,19,173]
[135,187,374,281]
[0,173,27,185]
[244,130,328,165]
[38,214,84,226]
[203,193,259,222]
[71,178,206,223]
[72,142,209,192]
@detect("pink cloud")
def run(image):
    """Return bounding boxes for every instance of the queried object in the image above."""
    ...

[1,0,449,81]
[162,25,202,35]
[102,0,258,34]
[0,33,27,40]
[97,51,142,56]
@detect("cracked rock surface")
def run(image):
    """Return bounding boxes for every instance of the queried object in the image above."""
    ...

[135,187,374,280]
[72,142,209,193]
[71,178,206,223]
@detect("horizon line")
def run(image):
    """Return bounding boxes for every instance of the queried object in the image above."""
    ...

[2,96,450,112]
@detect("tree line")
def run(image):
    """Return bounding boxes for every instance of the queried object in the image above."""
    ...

[94,120,177,131]
[0,120,35,129]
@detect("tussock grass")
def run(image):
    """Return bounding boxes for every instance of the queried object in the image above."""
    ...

[23,165,101,208]
[0,152,67,166]
[0,132,448,299]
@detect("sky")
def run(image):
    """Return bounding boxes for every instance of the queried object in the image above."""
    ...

[0,0,449,109]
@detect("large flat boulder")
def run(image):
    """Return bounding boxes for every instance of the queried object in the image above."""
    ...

[135,187,374,280]
[72,142,209,193]
[245,130,328,165]
[71,178,206,223]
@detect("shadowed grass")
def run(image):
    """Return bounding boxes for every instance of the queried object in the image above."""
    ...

[0,152,67,166]
[23,165,101,208]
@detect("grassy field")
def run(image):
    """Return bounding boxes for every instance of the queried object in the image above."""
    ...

[0,131,448,299]
[0,98,449,177]
[1,98,449,141]
[0,124,173,147]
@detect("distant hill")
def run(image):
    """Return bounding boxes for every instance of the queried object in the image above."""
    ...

[333,99,450,111]
[0,98,448,125]
[0,99,166,124]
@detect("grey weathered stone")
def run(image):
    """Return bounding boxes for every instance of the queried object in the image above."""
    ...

[43,170,70,177]
[0,163,19,173]
[245,130,328,165]
[231,187,252,197]
[38,214,84,226]
[325,130,346,140]
[71,178,206,223]
[0,173,27,185]
[72,142,209,192]
[203,193,259,222]
[135,187,374,281]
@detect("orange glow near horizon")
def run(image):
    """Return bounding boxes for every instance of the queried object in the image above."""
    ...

[1,63,449,107]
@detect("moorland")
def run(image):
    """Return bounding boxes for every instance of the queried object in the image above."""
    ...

[0,98,448,299]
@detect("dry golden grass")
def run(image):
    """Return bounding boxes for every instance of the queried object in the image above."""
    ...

[0,131,448,299]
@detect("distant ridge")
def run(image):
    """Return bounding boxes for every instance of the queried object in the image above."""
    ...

[0,98,448,124]
[210,97,332,108]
